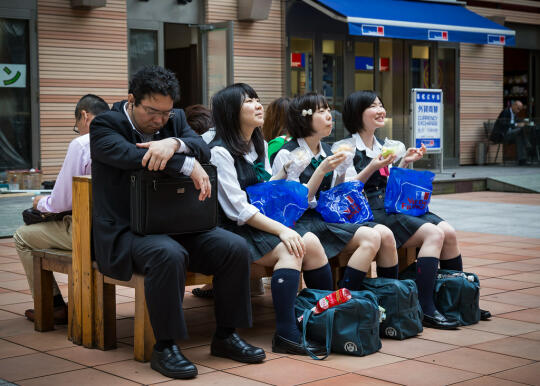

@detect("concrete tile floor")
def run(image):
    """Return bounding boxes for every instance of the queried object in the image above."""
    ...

[0,192,539,385]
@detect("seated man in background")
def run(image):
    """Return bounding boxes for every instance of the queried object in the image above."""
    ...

[14,94,110,324]
[491,100,530,165]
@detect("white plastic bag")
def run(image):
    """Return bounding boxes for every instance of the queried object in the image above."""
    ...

[286,147,311,181]
[331,138,356,175]
[381,138,406,163]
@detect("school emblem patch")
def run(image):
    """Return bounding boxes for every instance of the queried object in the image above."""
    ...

[344,341,358,353]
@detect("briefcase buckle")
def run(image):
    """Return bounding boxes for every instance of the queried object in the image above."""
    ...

[177,188,185,194]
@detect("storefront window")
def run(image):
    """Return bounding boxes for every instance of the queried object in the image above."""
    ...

[354,41,374,91]
[0,18,31,172]
[322,40,344,141]
[379,39,393,140]
[290,38,313,96]
[206,27,228,104]
[129,29,158,79]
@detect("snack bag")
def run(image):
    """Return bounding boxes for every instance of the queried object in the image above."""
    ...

[286,147,311,181]
[246,180,309,227]
[331,138,356,175]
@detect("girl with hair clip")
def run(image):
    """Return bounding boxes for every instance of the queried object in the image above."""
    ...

[209,83,333,356]
[272,92,399,292]
[342,90,490,329]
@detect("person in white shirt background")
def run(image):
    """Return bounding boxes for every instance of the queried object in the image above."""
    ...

[13,94,109,324]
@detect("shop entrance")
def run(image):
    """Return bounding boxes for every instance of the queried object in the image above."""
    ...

[0,17,33,172]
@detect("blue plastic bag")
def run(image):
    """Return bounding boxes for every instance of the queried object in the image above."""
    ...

[246,180,309,227]
[384,167,435,216]
[316,181,373,224]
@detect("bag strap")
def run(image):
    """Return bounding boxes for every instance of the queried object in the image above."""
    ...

[301,307,334,360]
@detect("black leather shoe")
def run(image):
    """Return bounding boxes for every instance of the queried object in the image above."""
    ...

[211,332,266,363]
[272,334,326,356]
[150,345,197,379]
[423,310,460,330]
[480,309,492,321]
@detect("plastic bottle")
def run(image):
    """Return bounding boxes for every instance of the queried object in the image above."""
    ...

[297,289,352,322]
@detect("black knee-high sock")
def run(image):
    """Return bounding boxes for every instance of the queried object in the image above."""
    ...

[377,264,399,279]
[154,339,175,351]
[271,268,301,342]
[416,257,439,316]
[440,255,463,271]
[303,263,333,290]
[338,266,366,291]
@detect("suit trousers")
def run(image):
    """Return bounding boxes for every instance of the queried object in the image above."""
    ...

[130,226,252,341]
[505,127,528,162]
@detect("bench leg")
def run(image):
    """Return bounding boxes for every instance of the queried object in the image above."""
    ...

[93,271,117,350]
[134,277,155,362]
[68,268,75,342]
[33,256,54,331]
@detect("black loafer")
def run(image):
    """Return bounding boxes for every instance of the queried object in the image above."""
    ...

[211,332,266,363]
[192,287,214,298]
[480,309,492,321]
[272,334,327,356]
[150,345,197,379]
[423,310,460,330]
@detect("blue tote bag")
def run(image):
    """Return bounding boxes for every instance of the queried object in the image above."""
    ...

[384,167,435,216]
[316,181,373,224]
[246,179,309,227]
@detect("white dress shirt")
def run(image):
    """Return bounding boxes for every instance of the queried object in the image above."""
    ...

[210,141,272,225]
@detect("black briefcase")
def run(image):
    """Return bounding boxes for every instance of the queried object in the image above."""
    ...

[130,164,218,235]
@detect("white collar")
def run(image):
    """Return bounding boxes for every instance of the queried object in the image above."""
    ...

[298,137,326,159]
[352,133,382,158]
[123,102,160,136]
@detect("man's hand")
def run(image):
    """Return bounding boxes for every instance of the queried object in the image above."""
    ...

[190,160,211,201]
[32,195,46,209]
[137,138,180,171]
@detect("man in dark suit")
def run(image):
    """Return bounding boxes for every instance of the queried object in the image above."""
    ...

[491,100,530,165]
[89,66,265,379]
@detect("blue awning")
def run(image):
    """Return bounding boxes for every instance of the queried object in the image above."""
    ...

[305,0,515,46]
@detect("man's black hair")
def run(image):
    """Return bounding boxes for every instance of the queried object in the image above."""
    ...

[75,94,110,120]
[129,65,180,106]
[343,90,382,135]
[287,92,329,139]
[211,83,265,159]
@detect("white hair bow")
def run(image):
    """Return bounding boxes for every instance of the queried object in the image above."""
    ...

[301,109,313,117]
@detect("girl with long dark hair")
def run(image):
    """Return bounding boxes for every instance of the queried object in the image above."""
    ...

[210,84,333,355]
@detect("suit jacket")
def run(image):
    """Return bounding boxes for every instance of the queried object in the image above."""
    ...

[89,101,210,281]
[491,107,515,143]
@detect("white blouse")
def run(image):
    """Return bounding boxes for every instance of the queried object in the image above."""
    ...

[210,141,272,225]
[352,133,383,159]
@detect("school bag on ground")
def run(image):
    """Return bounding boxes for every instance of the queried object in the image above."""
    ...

[294,288,381,359]
[400,264,481,326]
[358,277,423,340]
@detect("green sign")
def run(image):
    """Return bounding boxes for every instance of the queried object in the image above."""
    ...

[0,64,26,88]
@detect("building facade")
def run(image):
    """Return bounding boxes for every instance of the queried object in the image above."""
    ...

[0,0,538,182]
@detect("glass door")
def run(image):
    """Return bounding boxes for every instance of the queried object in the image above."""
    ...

[200,21,233,105]
[322,40,344,142]
[437,46,458,165]
[0,18,32,171]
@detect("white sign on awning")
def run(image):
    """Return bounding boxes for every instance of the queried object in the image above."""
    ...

[0,64,26,88]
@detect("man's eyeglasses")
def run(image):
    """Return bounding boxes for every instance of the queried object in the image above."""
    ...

[140,104,175,119]
[73,123,80,134]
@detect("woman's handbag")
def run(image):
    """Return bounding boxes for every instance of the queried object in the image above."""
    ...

[294,288,382,359]
[358,277,423,339]
[384,167,435,216]
[400,264,481,326]
[130,164,218,235]
[22,208,71,226]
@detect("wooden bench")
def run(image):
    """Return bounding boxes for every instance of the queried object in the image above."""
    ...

[34,175,416,362]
